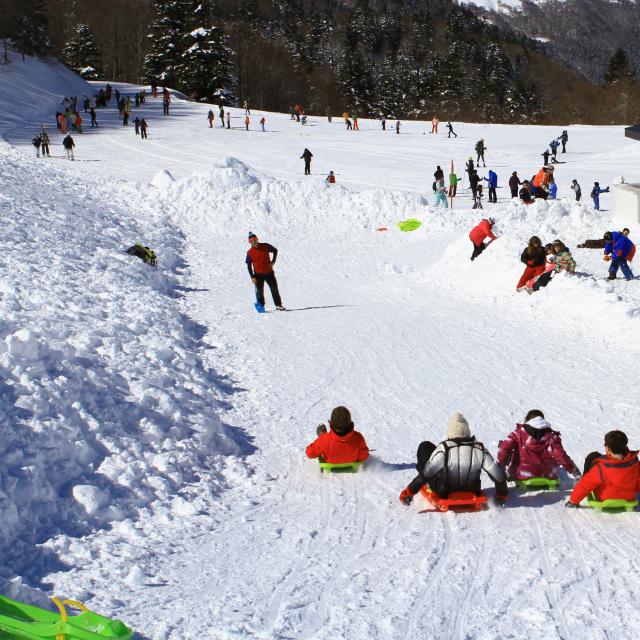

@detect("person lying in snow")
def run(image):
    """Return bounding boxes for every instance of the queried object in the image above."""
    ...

[497,409,580,482]
[399,412,507,505]
[526,239,576,293]
[567,431,640,507]
[306,406,369,464]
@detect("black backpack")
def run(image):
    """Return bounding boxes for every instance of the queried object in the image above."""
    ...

[32,136,40,146]
[126,243,157,267]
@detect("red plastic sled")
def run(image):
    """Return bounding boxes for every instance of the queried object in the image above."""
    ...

[420,487,488,512]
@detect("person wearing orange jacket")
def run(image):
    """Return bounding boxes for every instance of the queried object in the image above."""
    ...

[532,166,553,200]
[566,431,640,507]
[306,406,369,464]
[469,217,496,261]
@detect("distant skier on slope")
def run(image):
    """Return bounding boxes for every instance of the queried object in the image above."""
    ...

[306,406,369,464]
[246,232,285,311]
[475,139,486,167]
[469,217,496,261]
[446,121,457,138]
[398,412,508,505]
[301,148,313,175]
[498,409,580,482]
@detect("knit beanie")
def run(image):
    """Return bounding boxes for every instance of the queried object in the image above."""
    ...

[447,412,471,439]
[330,406,353,436]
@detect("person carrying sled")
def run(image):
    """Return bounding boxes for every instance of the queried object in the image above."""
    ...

[469,217,497,261]
[519,180,534,204]
[301,148,313,175]
[399,412,507,505]
[517,236,546,291]
[62,133,75,160]
[475,139,486,167]
[566,431,640,507]
[591,182,609,210]
[509,171,522,198]
[497,409,580,482]
[603,230,634,280]
[246,232,285,311]
[306,406,369,465]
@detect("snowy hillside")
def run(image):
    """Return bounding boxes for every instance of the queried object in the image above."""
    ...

[1,52,640,639]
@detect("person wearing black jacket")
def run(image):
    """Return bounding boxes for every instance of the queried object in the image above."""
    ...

[469,169,481,207]
[434,165,444,181]
[301,148,313,175]
[517,236,547,290]
[560,130,568,153]
[509,171,522,198]
[519,180,534,204]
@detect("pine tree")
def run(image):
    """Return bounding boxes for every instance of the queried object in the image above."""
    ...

[604,48,633,85]
[62,24,102,80]
[13,0,50,59]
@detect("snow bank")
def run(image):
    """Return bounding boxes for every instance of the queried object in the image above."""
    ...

[0,139,249,582]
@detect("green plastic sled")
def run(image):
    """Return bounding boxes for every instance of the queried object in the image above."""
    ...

[396,219,422,232]
[515,477,560,491]
[0,594,132,640]
[318,461,363,474]
[586,496,638,512]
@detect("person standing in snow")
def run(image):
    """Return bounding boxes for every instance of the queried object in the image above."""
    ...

[434,178,448,208]
[542,149,550,166]
[469,169,481,207]
[219,104,225,126]
[520,180,534,204]
[560,130,568,153]
[484,169,498,203]
[431,115,439,134]
[381,114,386,130]
[549,138,560,163]
[532,165,553,200]
[226,112,231,129]
[39,128,50,157]
[62,134,75,160]
[89,107,98,127]
[163,92,170,115]
[244,99,250,114]
[260,117,266,132]
[497,409,580,482]
[591,182,609,210]
[32,133,41,157]
[133,117,140,135]
[434,165,444,181]
[353,113,359,130]
[398,412,508,505]
[395,120,401,134]
[245,114,250,131]
[449,170,458,198]
[469,217,496,261]
[571,179,581,201]
[548,177,558,200]
[465,157,475,181]
[446,121,457,138]
[246,232,285,310]
[325,106,332,123]
[140,118,148,139]
[301,148,313,175]
[475,139,486,167]
[306,406,369,465]
[208,109,214,128]
[603,230,634,280]
[509,171,522,198]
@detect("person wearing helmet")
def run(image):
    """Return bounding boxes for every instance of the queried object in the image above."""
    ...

[469,217,497,261]
[603,231,634,280]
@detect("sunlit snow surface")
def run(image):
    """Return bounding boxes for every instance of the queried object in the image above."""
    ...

[1,51,640,639]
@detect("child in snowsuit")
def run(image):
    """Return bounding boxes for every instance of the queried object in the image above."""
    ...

[325,171,336,184]
[603,231,634,280]
[399,412,507,505]
[469,217,496,261]
[300,148,313,175]
[434,178,448,208]
[519,181,534,204]
[571,179,581,201]
[567,431,640,507]
[549,139,560,162]
[517,236,546,290]
[306,406,369,465]
[497,409,580,481]
[591,182,609,210]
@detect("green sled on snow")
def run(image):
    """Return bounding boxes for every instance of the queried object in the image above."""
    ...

[587,496,638,512]
[515,477,560,491]
[318,461,364,474]
[396,219,422,232]
[0,594,132,640]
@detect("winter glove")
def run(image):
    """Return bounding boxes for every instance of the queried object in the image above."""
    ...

[603,255,612,262]
[399,487,415,506]
[316,423,328,436]
[565,500,580,508]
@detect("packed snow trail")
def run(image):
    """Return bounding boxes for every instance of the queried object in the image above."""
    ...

[1,54,640,639]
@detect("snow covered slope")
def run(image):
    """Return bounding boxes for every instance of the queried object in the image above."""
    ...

[1,51,640,639]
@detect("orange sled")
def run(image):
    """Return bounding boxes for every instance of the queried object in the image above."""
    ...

[420,487,488,512]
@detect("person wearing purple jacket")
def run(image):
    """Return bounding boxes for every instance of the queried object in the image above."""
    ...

[497,409,580,482]
[509,171,522,198]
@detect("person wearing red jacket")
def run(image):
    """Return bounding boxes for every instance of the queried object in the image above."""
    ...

[246,232,285,310]
[469,217,496,261]
[567,431,640,507]
[497,409,580,481]
[306,406,369,464]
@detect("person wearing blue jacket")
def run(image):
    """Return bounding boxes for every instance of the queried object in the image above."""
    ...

[484,170,498,203]
[549,178,557,200]
[549,139,560,163]
[603,231,634,280]
[591,182,609,210]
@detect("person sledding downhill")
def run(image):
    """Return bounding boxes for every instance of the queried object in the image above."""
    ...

[566,431,640,508]
[399,412,508,508]
[306,406,369,465]
[469,217,497,261]
[497,409,580,484]
[603,230,634,280]
[246,232,286,311]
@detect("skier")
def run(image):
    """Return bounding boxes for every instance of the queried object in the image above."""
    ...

[300,148,313,175]
[469,217,496,261]
[509,171,522,198]
[571,179,581,201]
[62,134,75,160]
[484,169,498,203]
[245,114,250,131]
[434,178,448,208]
[516,236,547,291]
[89,107,98,127]
[560,129,568,153]
[226,112,231,129]
[395,120,401,134]
[527,239,575,292]
[603,230,634,280]
[469,169,481,207]
[431,115,439,134]
[260,117,266,132]
[434,165,444,181]
[519,180,534,204]
[140,118,148,139]
[475,139,486,166]
[591,182,609,210]
[207,109,214,128]
[306,406,369,465]
[449,170,458,198]
[446,121,457,138]
[398,412,508,505]
[219,104,225,126]
[566,431,640,507]
[39,128,50,157]
[549,138,560,163]
[32,133,41,157]
[246,232,285,311]
[497,410,580,482]
[133,117,140,135]
[326,171,336,184]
